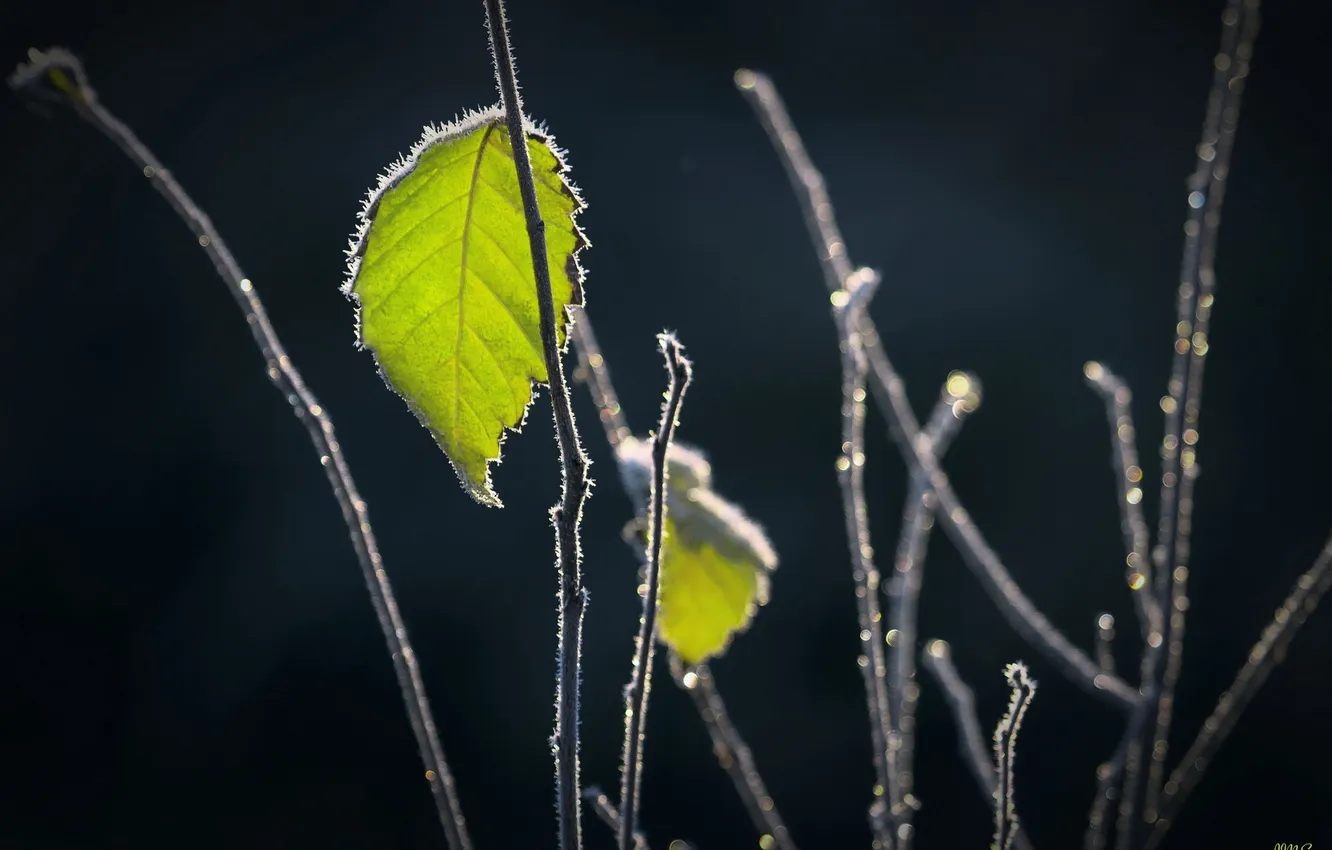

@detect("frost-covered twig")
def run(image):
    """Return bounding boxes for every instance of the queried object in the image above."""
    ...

[671,657,797,850]
[830,267,897,847]
[570,305,631,450]
[564,278,787,850]
[1122,3,1262,841]
[919,641,1033,850]
[993,663,1037,850]
[618,335,692,850]
[1083,737,1128,850]
[483,2,593,847]
[584,786,649,850]
[1142,533,1332,850]
[734,68,1136,710]
[886,372,982,845]
[1095,614,1117,677]
[1083,362,1158,639]
[7,48,474,850]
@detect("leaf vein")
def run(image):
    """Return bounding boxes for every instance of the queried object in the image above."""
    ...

[360,234,464,315]
[359,190,471,277]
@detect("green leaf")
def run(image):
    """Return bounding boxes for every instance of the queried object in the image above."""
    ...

[343,107,587,507]
[618,438,778,663]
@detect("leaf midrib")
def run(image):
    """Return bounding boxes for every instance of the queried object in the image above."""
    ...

[454,122,500,445]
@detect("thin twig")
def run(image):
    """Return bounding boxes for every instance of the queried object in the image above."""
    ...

[1081,362,1153,846]
[1124,4,1261,842]
[734,68,1137,710]
[564,284,789,850]
[831,267,896,848]
[1083,362,1158,640]
[584,787,650,850]
[618,335,692,850]
[1083,737,1129,850]
[919,642,1034,850]
[670,657,798,850]
[482,3,593,848]
[1095,614,1116,676]
[886,372,982,847]
[1142,532,1332,850]
[569,306,631,450]
[7,49,473,850]
[993,663,1037,850]
[1145,0,1263,826]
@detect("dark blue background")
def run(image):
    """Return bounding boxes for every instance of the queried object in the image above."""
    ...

[2,0,1330,847]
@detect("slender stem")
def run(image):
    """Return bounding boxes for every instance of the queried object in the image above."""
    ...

[919,642,1034,850]
[1124,4,1261,842]
[482,4,592,848]
[618,335,692,850]
[1083,362,1159,640]
[1079,362,1161,850]
[584,787,650,850]
[887,372,981,846]
[7,49,473,850]
[1142,532,1332,850]
[569,305,631,450]
[832,269,897,849]
[567,308,792,850]
[1083,737,1128,850]
[1095,614,1116,676]
[671,657,798,850]
[1081,362,1153,847]
[735,68,1137,711]
[993,663,1037,850]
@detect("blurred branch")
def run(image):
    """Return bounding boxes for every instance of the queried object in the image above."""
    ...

[570,305,632,450]
[1125,3,1262,843]
[1083,737,1129,850]
[734,68,1137,711]
[1083,362,1159,640]
[1143,532,1332,850]
[884,372,982,846]
[1095,614,1117,677]
[7,47,473,850]
[670,658,798,850]
[584,786,649,850]
[830,267,897,848]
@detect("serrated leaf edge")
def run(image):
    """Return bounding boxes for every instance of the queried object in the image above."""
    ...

[341,104,590,507]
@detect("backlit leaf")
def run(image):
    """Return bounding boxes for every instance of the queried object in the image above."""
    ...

[618,438,777,663]
[343,107,587,506]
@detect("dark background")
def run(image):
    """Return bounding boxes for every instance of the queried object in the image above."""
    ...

[2,0,1330,847]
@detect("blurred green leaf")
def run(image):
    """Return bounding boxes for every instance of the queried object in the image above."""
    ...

[620,438,777,663]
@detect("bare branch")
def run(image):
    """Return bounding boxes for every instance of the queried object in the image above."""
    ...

[1083,362,1159,640]
[830,267,897,847]
[993,663,1037,850]
[735,67,1137,710]
[886,372,982,846]
[1143,533,1332,850]
[8,48,473,850]
[1123,3,1262,841]
[920,641,1034,850]
[483,3,594,846]
[1083,736,1129,850]
[584,787,650,850]
[618,335,692,850]
[1095,614,1117,677]
[670,657,798,850]
[570,305,631,450]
